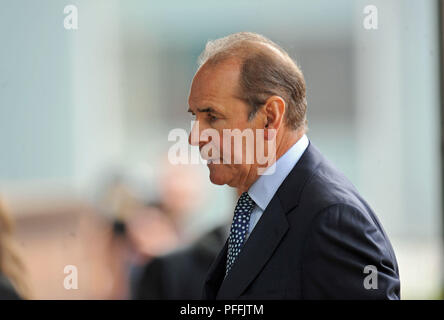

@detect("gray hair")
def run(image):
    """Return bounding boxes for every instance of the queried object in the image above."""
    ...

[197,32,307,131]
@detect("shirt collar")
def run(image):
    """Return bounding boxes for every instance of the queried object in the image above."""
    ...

[248,134,309,211]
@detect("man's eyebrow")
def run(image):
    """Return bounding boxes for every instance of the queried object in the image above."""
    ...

[188,107,220,114]
[198,107,217,113]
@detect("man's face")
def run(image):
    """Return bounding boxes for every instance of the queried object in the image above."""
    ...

[187,60,264,188]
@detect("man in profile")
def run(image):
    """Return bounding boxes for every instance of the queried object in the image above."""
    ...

[187,32,400,299]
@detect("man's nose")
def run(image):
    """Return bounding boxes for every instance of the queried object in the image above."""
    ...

[188,120,206,148]
[188,131,198,146]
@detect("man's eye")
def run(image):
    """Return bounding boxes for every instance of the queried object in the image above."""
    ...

[208,114,218,123]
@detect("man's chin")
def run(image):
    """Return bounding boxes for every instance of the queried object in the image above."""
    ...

[208,167,228,186]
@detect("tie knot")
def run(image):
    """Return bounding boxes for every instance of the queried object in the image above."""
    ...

[234,192,255,216]
[239,191,252,201]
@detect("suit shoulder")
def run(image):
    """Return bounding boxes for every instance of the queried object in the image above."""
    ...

[283,153,385,237]
[298,157,369,215]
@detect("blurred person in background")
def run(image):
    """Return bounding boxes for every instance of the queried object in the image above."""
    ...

[127,161,212,298]
[126,161,207,257]
[0,198,30,299]
[95,160,208,299]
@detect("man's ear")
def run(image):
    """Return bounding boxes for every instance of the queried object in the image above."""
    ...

[263,96,285,140]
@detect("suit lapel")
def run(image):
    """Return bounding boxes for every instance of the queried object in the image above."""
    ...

[202,238,228,299]
[216,195,289,299]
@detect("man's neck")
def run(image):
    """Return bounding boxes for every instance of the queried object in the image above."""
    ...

[275,129,304,162]
[237,128,305,193]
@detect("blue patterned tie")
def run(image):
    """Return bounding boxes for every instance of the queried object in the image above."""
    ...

[226,192,255,276]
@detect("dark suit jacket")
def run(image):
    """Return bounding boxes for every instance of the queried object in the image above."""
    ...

[203,142,400,300]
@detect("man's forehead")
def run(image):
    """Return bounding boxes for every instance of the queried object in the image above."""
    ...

[189,60,241,106]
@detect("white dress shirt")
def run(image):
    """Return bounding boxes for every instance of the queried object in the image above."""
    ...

[246,134,309,238]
